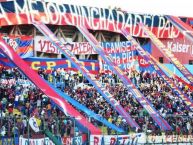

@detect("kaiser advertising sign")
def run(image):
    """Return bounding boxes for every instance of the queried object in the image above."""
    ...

[152,37,193,64]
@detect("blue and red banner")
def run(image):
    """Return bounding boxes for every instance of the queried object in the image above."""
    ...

[48,82,124,133]
[139,23,193,84]
[32,21,140,129]
[0,0,184,38]
[0,35,33,58]
[121,28,193,111]
[99,41,138,72]
[0,37,101,134]
[78,25,171,131]
[0,57,99,74]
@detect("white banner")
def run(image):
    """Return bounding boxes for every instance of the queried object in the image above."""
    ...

[90,134,193,145]
[34,36,134,55]
[34,36,96,54]
[90,133,145,145]
[34,36,65,54]
[147,134,193,144]
[19,137,55,145]
[29,117,39,132]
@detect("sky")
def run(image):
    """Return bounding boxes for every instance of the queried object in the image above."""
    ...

[46,0,193,18]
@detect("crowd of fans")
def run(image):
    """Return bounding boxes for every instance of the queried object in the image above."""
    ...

[1,66,193,139]
[0,67,75,138]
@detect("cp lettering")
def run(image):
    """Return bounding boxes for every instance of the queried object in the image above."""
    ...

[31,61,41,70]
[31,61,56,70]
[46,61,56,70]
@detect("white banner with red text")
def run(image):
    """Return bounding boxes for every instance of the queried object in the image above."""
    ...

[34,36,136,55]
[90,134,193,145]
[90,134,145,145]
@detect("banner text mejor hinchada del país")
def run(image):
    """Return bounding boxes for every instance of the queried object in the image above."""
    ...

[0,0,183,38]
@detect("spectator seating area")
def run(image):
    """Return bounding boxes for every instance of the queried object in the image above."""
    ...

[0,67,193,138]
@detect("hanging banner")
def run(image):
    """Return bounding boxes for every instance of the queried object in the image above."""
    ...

[19,137,55,145]
[100,42,151,72]
[26,58,99,74]
[34,36,136,54]
[77,25,171,131]
[48,82,124,133]
[100,42,138,72]
[0,58,99,74]
[101,43,136,64]
[121,28,193,111]
[139,23,193,84]
[33,21,140,129]
[90,134,145,145]
[91,134,193,144]
[0,0,183,38]
[147,134,193,144]
[0,35,33,58]
[34,35,139,72]
[0,38,101,135]
[0,56,149,74]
